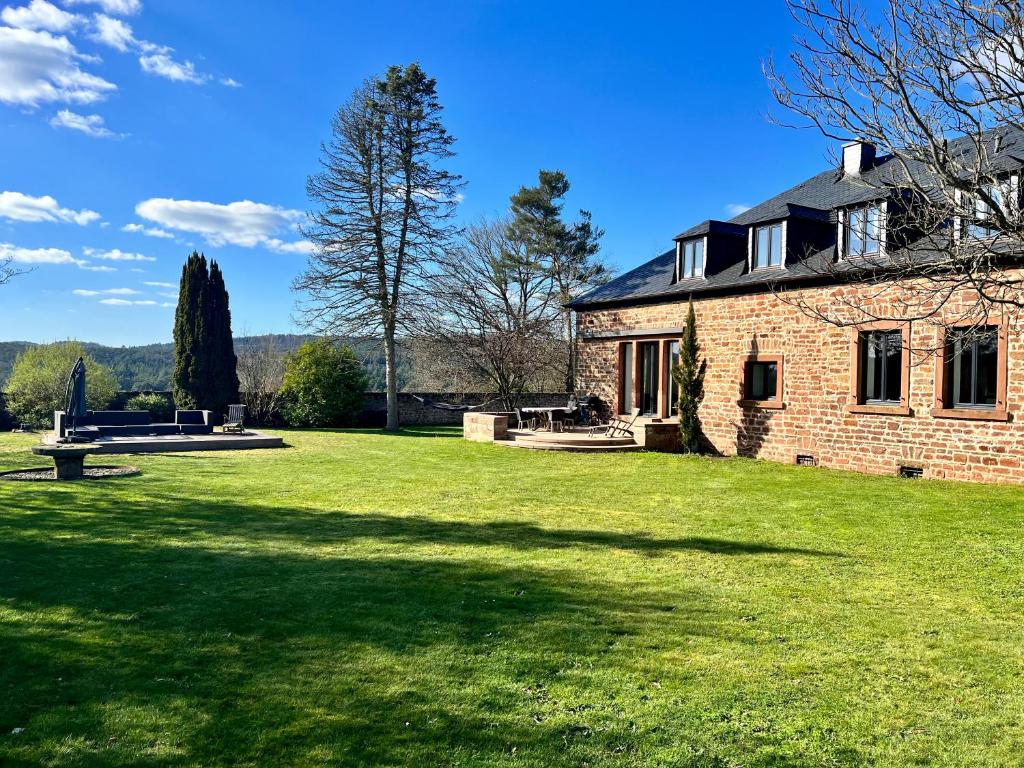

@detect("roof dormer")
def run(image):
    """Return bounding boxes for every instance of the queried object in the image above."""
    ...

[672,220,747,283]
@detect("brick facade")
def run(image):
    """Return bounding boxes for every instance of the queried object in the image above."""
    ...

[577,279,1024,484]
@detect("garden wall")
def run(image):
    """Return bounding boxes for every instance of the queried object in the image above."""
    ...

[0,390,570,429]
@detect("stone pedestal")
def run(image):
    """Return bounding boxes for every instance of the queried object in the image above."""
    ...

[463,413,511,442]
[31,445,102,480]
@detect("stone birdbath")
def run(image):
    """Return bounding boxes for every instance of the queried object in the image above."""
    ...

[31,444,102,480]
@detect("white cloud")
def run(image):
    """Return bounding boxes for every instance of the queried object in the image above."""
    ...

[73,287,138,295]
[79,263,115,271]
[136,197,311,252]
[725,203,752,216]
[88,12,131,50]
[99,297,156,306]
[1,0,81,32]
[82,246,155,261]
[265,237,315,255]
[142,280,173,287]
[220,77,241,88]
[1,242,77,264]
[63,0,141,16]
[122,222,173,238]
[49,108,122,138]
[139,52,206,84]
[0,190,100,225]
[0,25,116,107]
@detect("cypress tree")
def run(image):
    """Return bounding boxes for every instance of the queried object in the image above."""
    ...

[173,252,209,409]
[671,299,706,453]
[207,260,240,416]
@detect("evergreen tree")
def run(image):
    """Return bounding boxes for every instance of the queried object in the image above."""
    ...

[172,252,239,414]
[207,260,240,415]
[671,300,706,453]
[173,252,209,409]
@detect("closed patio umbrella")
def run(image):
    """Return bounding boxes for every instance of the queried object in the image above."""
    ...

[63,357,88,443]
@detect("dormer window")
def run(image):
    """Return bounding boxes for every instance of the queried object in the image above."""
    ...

[752,223,783,269]
[844,203,883,258]
[677,237,704,280]
[968,182,1003,239]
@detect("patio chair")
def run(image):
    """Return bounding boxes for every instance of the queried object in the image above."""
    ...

[515,408,537,431]
[588,407,641,438]
[223,404,246,434]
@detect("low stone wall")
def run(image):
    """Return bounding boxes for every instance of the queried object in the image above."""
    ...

[358,392,569,427]
[632,420,682,452]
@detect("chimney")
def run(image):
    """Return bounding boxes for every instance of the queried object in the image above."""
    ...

[842,139,876,176]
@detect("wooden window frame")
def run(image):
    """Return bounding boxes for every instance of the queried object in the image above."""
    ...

[932,321,1010,421]
[738,354,785,410]
[848,321,912,416]
[617,336,682,418]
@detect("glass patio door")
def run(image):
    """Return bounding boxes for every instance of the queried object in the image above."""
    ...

[639,341,659,416]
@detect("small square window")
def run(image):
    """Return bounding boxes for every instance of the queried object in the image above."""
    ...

[741,355,784,408]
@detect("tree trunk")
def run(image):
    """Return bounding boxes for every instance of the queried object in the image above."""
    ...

[384,328,399,432]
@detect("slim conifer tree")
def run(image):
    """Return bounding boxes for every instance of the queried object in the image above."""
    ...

[672,299,706,453]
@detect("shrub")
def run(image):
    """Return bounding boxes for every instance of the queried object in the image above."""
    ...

[5,341,119,428]
[124,392,175,422]
[280,340,367,427]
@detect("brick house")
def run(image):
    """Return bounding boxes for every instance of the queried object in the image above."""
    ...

[569,133,1024,484]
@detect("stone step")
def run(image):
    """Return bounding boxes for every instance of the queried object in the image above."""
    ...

[506,430,635,447]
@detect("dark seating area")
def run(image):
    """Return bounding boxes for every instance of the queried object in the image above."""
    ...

[55,409,214,439]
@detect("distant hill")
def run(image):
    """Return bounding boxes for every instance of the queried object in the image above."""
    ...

[0,335,413,392]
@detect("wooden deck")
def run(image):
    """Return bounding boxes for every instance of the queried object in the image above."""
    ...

[43,431,285,454]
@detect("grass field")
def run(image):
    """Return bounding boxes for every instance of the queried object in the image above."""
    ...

[1,428,1023,767]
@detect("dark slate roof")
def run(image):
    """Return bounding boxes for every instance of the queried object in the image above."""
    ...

[569,127,1024,310]
[674,219,747,240]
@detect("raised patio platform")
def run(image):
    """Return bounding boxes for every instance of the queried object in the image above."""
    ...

[496,428,641,452]
[42,430,284,454]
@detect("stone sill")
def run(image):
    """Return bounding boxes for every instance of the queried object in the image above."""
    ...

[737,399,785,411]
[931,407,1010,422]
[848,404,913,416]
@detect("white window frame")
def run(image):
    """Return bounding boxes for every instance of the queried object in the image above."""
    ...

[957,174,1018,241]
[749,221,786,270]
[675,236,706,281]
[839,201,887,260]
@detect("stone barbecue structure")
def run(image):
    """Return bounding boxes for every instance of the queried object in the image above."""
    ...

[570,131,1024,484]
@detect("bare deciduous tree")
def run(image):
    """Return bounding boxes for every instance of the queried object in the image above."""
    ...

[420,219,563,409]
[296,64,462,430]
[1,252,26,286]
[236,335,286,426]
[766,0,1024,340]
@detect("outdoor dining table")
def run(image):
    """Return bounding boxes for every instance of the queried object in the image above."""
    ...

[519,406,571,432]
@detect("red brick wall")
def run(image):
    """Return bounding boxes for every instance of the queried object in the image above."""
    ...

[577,280,1024,484]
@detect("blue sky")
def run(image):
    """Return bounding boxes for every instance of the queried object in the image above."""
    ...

[0,0,836,345]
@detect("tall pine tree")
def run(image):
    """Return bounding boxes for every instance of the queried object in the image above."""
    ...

[172,252,239,415]
[671,299,706,453]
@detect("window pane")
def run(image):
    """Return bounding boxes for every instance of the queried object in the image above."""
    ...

[976,329,999,406]
[669,341,680,415]
[952,332,973,406]
[756,227,769,269]
[883,331,902,402]
[769,224,782,266]
[749,361,777,400]
[862,332,882,401]
[865,206,881,254]
[693,239,704,276]
[683,241,693,278]
[848,209,864,256]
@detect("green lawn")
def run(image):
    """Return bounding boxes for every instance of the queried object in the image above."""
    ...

[1,429,1023,767]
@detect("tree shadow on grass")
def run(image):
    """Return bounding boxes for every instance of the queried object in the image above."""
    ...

[0,490,852,767]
